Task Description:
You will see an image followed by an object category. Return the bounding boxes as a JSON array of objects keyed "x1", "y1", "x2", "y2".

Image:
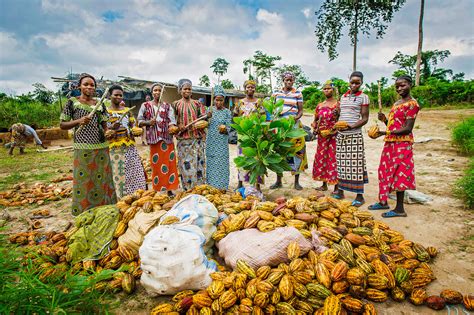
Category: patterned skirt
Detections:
[
  {"x1": 378, "y1": 142, "x2": 416, "y2": 202},
  {"x1": 312, "y1": 134, "x2": 337, "y2": 185},
  {"x1": 206, "y1": 138, "x2": 230, "y2": 190},
  {"x1": 110, "y1": 145, "x2": 147, "y2": 198},
  {"x1": 150, "y1": 141, "x2": 179, "y2": 192},
  {"x1": 72, "y1": 148, "x2": 117, "y2": 216},
  {"x1": 288, "y1": 122, "x2": 308, "y2": 175},
  {"x1": 177, "y1": 138, "x2": 206, "y2": 191},
  {"x1": 336, "y1": 133, "x2": 368, "y2": 194}
]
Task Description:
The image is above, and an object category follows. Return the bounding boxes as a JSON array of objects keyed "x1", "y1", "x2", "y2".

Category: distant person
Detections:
[
  {"x1": 59, "y1": 73, "x2": 116, "y2": 216},
  {"x1": 368, "y1": 75, "x2": 420, "y2": 218},
  {"x1": 172, "y1": 79, "x2": 210, "y2": 191},
  {"x1": 206, "y1": 85, "x2": 232, "y2": 190},
  {"x1": 312, "y1": 80, "x2": 339, "y2": 192},
  {"x1": 270, "y1": 72, "x2": 307, "y2": 190},
  {"x1": 8, "y1": 123, "x2": 47, "y2": 155},
  {"x1": 333, "y1": 71, "x2": 369, "y2": 207},
  {"x1": 106, "y1": 85, "x2": 147, "y2": 198},
  {"x1": 138, "y1": 83, "x2": 179, "y2": 195},
  {"x1": 141, "y1": 94, "x2": 151, "y2": 145}
]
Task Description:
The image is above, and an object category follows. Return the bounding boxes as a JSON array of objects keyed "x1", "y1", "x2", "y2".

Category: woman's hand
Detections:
[
  {"x1": 79, "y1": 115, "x2": 91, "y2": 125},
  {"x1": 149, "y1": 119, "x2": 157, "y2": 126},
  {"x1": 378, "y1": 112, "x2": 387, "y2": 123},
  {"x1": 112, "y1": 122, "x2": 121, "y2": 129}
]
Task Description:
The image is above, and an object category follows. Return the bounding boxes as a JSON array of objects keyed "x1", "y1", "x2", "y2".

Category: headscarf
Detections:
[
  {"x1": 350, "y1": 71, "x2": 364, "y2": 81},
  {"x1": 243, "y1": 79, "x2": 256, "y2": 88},
  {"x1": 177, "y1": 78, "x2": 192, "y2": 91},
  {"x1": 11, "y1": 123, "x2": 25, "y2": 134},
  {"x1": 150, "y1": 83, "x2": 163, "y2": 93},
  {"x1": 213, "y1": 85, "x2": 226, "y2": 98},
  {"x1": 281, "y1": 71, "x2": 295, "y2": 81},
  {"x1": 322, "y1": 80, "x2": 334, "y2": 89},
  {"x1": 396, "y1": 75, "x2": 413, "y2": 85}
]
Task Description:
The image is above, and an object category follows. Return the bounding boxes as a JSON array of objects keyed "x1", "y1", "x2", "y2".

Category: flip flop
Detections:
[
  {"x1": 368, "y1": 202, "x2": 390, "y2": 210},
  {"x1": 314, "y1": 186, "x2": 328, "y2": 192},
  {"x1": 351, "y1": 200, "x2": 365, "y2": 207},
  {"x1": 331, "y1": 193, "x2": 343, "y2": 200},
  {"x1": 382, "y1": 210, "x2": 407, "y2": 218}
]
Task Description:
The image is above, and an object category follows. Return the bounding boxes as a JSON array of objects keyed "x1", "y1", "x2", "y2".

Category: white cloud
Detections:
[{"x1": 0, "y1": 0, "x2": 473, "y2": 95}]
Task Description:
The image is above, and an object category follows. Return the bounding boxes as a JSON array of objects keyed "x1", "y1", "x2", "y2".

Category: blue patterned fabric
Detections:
[{"x1": 205, "y1": 106, "x2": 232, "y2": 189}]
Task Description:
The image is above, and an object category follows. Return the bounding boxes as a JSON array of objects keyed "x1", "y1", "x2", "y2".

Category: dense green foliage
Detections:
[
  {"x1": 314, "y1": 0, "x2": 405, "y2": 62},
  {"x1": 232, "y1": 97, "x2": 306, "y2": 184},
  {"x1": 302, "y1": 78, "x2": 349, "y2": 110},
  {"x1": 0, "y1": 93, "x2": 64, "y2": 130},
  {"x1": 451, "y1": 116, "x2": 474, "y2": 156},
  {"x1": 452, "y1": 117, "x2": 474, "y2": 209},
  {"x1": 454, "y1": 158, "x2": 474, "y2": 210}
]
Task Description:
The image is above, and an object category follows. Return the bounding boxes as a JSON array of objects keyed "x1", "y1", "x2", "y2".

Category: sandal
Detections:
[
  {"x1": 331, "y1": 193, "x2": 343, "y2": 200},
  {"x1": 315, "y1": 186, "x2": 328, "y2": 192},
  {"x1": 382, "y1": 210, "x2": 407, "y2": 218},
  {"x1": 368, "y1": 202, "x2": 390, "y2": 210},
  {"x1": 351, "y1": 200, "x2": 365, "y2": 207}
]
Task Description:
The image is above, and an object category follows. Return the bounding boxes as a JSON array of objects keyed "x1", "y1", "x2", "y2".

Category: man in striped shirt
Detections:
[{"x1": 270, "y1": 72, "x2": 308, "y2": 190}]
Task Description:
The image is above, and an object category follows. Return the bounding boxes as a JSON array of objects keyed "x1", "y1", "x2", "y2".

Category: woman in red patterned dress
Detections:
[
  {"x1": 312, "y1": 80, "x2": 339, "y2": 192},
  {"x1": 368, "y1": 75, "x2": 420, "y2": 218}
]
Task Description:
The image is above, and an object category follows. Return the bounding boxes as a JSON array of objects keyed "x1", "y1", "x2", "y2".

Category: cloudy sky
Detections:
[{"x1": 0, "y1": 0, "x2": 472, "y2": 94}]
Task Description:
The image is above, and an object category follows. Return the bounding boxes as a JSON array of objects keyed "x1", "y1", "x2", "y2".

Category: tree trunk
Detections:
[
  {"x1": 268, "y1": 69, "x2": 273, "y2": 91},
  {"x1": 415, "y1": 0, "x2": 425, "y2": 86},
  {"x1": 353, "y1": 3, "x2": 358, "y2": 72}
]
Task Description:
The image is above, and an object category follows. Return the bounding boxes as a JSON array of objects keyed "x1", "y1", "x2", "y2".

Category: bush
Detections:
[
  {"x1": 0, "y1": 95, "x2": 63, "y2": 130},
  {"x1": 451, "y1": 116, "x2": 474, "y2": 155},
  {"x1": 454, "y1": 158, "x2": 474, "y2": 210}
]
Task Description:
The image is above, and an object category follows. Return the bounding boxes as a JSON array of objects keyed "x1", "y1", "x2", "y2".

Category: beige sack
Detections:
[{"x1": 118, "y1": 210, "x2": 166, "y2": 251}]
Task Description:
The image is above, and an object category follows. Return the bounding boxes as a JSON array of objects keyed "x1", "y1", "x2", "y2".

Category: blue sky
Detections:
[{"x1": 0, "y1": 0, "x2": 472, "y2": 94}]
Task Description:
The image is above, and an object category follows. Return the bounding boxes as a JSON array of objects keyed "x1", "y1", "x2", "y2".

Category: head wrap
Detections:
[
  {"x1": 213, "y1": 84, "x2": 226, "y2": 98},
  {"x1": 177, "y1": 78, "x2": 192, "y2": 91},
  {"x1": 281, "y1": 71, "x2": 295, "y2": 80},
  {"x1": 350, "y1": 71, "x2": 364, "y2": 81},
  {"x1": 150, "y1": 83, "x2": 163, "y2": 93},
  {"x1": 322, "y1": 80, "x2": 334, "y2": 89},
  {"x1": 243, "y1": 79, "x2": 256, "y2": 88},
  {"x1": 396, "y1": 75, "x2": 413, "y2": 85},
  {"x1": 11, "y1": 123, "x2": 25, "y2": 135}
]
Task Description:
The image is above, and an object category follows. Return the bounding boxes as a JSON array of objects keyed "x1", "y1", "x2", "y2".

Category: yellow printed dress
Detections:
[{"x1": 107, "y1": 107, "x2": 147, "y2": 198}]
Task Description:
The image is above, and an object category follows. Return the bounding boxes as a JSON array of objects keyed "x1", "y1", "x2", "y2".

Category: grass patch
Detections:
[
  {"x1": 0, "y1": 148, "x2": 72, "y2": 190},
  {"x1": 454, "y1": 157, "x2": 474, "y2": 210},
  {"x1": 451, "y1": 116, "x2": 474, "y2": 155},
  {"x1": 0, "y1": 233, "x2": 116, "y2": 314}
]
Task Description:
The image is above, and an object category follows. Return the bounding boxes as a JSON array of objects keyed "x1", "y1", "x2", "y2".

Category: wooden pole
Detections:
[
  {"x1": 415, "y1": 0, "x2": 425, "y2": 86},
  {"x1": 377, "y1": 80, "x2": 382, "y2": 112}
]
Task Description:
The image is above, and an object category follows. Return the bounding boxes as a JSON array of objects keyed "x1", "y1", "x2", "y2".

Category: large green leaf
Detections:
[
  {"x1": 242, "y1": 147, "x2": 257, "y2": 157},
  {"x1": 265, "y1": 154, "x2": 283, "y2": 164},
  {"x1": 234, "y1": 156, "x2": 247, "y2": 167},
  {"x1": 259, "y1": 140, "x2": 269, "y2": 151},
  {"x1": 231, "y1": 123, "x2": 244, "y2": 133},
  {"x1": 278, "y1": 141, "x2": 293, "y2": 148},
  {"x1": 240, "y1": 119, "x2": 254, "y2": 132},
  {"x1": 286, "y1": 129, "x2": 307, "y2": 138},
  {"x1": 233, "y1": 117, "x2": 242, "y2": 124}
]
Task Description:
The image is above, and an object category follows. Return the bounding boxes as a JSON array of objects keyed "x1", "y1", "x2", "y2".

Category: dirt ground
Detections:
[{"x1": 1, "y1": 108, "x2": 473, "y2": 314}]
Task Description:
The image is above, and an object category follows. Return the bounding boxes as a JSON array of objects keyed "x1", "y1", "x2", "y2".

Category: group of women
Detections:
[{"x1": 60, "y1": 71, "x2": 419, "y2": 219}]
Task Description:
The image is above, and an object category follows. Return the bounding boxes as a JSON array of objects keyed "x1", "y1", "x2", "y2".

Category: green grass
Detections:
[
  {"x1": 0, "y1": 233, "x2": 117, "y2": 314},
  {"x1": 451, "y1": 116, "x2": 474, "y2": 156},
  {"x1": 0, "y1": 148, "x2": 72, "y2": 190},
  {"x1": 454, "y1": 157, "x2": 474, "y2": 210}
]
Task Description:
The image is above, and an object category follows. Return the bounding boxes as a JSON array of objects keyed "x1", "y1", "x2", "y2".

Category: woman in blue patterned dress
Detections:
[{"x1": 206, "y1": 85, "x2": 232, "y2": 190}]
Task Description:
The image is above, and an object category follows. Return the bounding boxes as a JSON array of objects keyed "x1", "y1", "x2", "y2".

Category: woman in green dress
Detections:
[
  {"x1": 60, "y1": 73, "x2": 117, "y2": 216},
  {"x1": 206, "y1": 85, "x2": 232, "y2": 190}
]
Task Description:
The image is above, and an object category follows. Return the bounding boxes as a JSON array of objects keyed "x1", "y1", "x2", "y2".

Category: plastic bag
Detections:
[
  {"x1": 139, "y1": 220, "x2": 217, "y2": 296},
  {"x1": 160, "y1": 194, "x2": 218, "y2": 252},
  {"x1": 217, "y1": 227, "x2": 312, "y2": 269}
]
